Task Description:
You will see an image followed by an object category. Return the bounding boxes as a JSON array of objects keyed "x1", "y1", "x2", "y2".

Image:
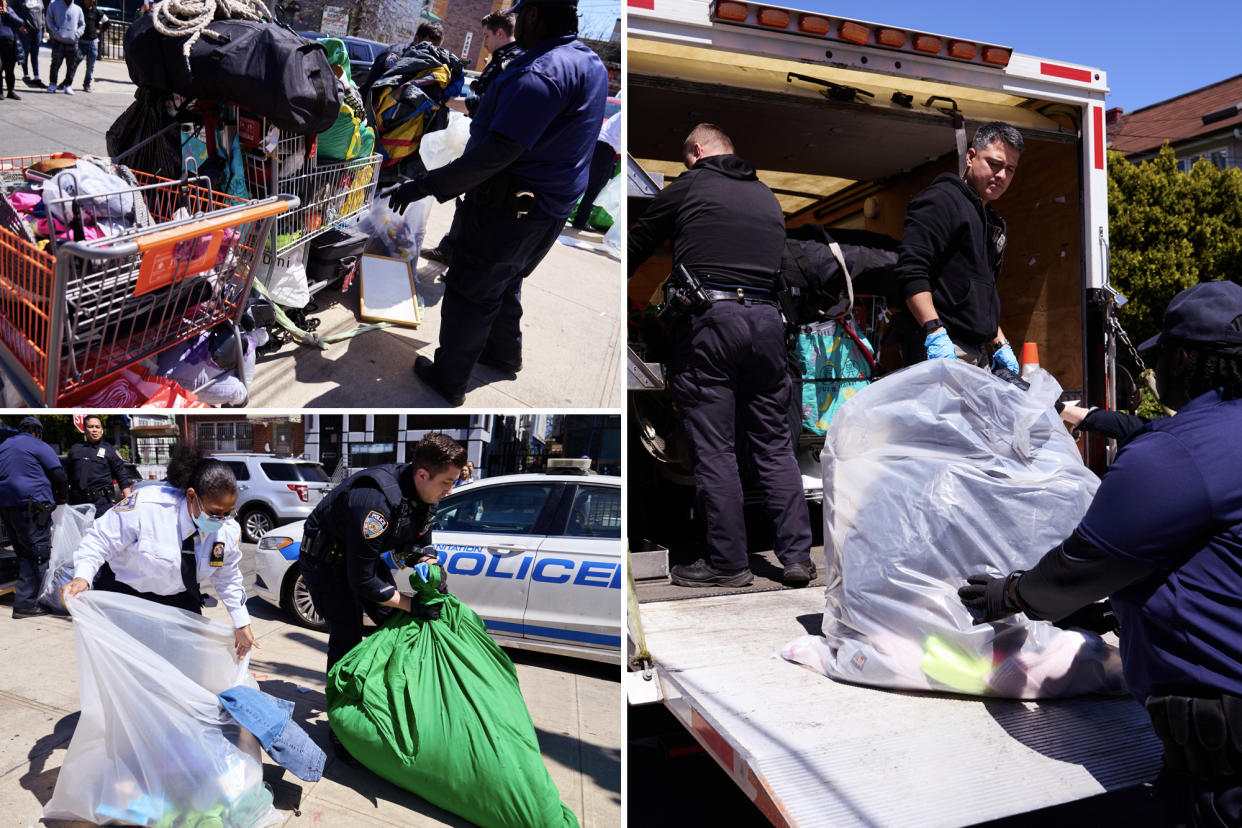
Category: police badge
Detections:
[
  {"x1": 362, "y1": 510, "x2": 389, "y2": 539},
  {"x1": 210, "y1": 542, "x2": 225, "y2": 567}
]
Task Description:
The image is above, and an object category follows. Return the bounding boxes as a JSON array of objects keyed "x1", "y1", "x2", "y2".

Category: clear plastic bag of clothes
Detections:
[
  {"x1": 36, "y1": 504, "x2": 95, "y2": 612},
  {"x1": 43, "y1": 592, "x2": 279, "y2": 828},
  {"x1": 781, "y1": 359, "x2": 1126, "y2": 699}
]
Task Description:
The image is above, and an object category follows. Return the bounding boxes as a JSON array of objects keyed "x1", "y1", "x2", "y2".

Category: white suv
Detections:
[{"x1": 209, "y1": 454, "x2": 331, "y2": 543}]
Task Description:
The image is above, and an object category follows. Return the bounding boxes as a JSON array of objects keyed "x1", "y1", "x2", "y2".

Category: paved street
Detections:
[
  {"x1": 0, "y1": 58, "x2": 623, "y2": 408},
  {"x1": 0, "y1": 542, "x2": 622, "y2": 827}
]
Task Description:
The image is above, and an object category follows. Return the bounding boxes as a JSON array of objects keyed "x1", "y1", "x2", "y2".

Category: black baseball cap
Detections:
[
  {"x1": 501, "y1": 0, "x2": 577, "y2": 15},
  {"x1": 1138, "y1": 280, "x2": 1242, "y2": 352},
  {"x1": 19, "y1": 416, "x2": 43, "y2": 431}
]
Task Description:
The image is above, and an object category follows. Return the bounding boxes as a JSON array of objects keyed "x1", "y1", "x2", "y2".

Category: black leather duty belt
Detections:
[{"x1": 702, "y1": 288, "x2": 779, "y2": 306}]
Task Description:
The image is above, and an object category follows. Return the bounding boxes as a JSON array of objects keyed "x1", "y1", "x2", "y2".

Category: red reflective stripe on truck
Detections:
[
  {"x1": 691, "y1": 707, "x2": 736, "y2": 770},
  {"x1": 1093, "y1": 106, "x2": 1105, "y2": 170},
  {"x1": 628, "y1": 0, "x2": 655, "y2": 7},
  {"x1": 1040, "y1": 62, "x2": 1092, "y2": 83}
]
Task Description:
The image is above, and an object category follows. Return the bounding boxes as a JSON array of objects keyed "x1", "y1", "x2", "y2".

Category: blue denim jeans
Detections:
[{"x1": 76, "y1": 38, "x2": 97, "y2": 87}]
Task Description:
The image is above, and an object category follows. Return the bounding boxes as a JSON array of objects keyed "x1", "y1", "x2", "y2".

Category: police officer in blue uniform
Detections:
[
  {"x1": 65, "y1": 414, "x2": 133, "y2": 517},
  {"x1": 628, "y1": 124, "x2": 816, "y2": 588},
  {"x1": 957, "y1": 280, "x2": 1242, "y2": 827},
  {"x1": 381, "y1": 0, "x2": 608, "y2": 406},
  {"x1": 0, "y1": 416, "x2": 68, "y2": 618}
]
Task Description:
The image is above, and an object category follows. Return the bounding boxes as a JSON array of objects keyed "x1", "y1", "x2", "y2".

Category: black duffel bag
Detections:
[{"x1": 124, "y1": 15, "x2": 341, "y2": 135}]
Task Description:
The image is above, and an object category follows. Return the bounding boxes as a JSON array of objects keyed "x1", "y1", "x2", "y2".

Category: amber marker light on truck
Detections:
[
  {"x1": 707, "y1": 0, "x2": 1014, "y2": 68},
  {"x1": 798, "y1": 13, "x2": 830, "y2": 35}
]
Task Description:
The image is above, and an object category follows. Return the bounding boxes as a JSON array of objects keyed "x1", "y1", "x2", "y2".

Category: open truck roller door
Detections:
[{"x1": 627, "y1": 1, "x2": 1161, "y2": 825}]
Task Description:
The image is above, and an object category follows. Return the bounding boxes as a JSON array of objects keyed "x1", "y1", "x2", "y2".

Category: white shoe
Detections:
[
  {"x1": 45, "y1": 84, "x2": 57, "y2": 93},
  {"x1": 63, "y1": 86, "x2": 74, "y2": 95}
]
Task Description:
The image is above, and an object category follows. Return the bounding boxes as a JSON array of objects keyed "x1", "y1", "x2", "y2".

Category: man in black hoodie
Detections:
[
  {"x1": 895, "y1": 121, "x2": 1023, "y2": 374},
  {"x1": 628, "y1": 123, "x2": 815, "y2": 589}
]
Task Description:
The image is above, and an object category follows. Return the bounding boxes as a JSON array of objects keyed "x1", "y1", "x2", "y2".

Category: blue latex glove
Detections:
[
  {"x1": 924, "y1": 327, "x2": 957, "y2": 360},
  {"x1": 992, "y1": 343, "x2": 1019, "y2": 374},
  {"x1": 413, "y1": 561, "x2": 431, "y2": 583}
]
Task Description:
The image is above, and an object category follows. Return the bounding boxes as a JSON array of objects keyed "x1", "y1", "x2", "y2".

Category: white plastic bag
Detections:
[
  {"x1": 356, "y1": 196, "x2": 431, "y2": 262},
  {"x1": 37, "y1": 504, "x2": 95, "y2": 612},
  {"x1": 592, "y1": 171, "x2": 623, "y2": 223},
  {"x1": 419, "y1": 111, "x2": 471, "y2": 171},
  {"x1": 259, "y1": 245, "x2": 310, "y2": 308},
  {"x1": 781, "y1": 360, "x2": 1126, "y2": 699},
  {"x1": 44, "y1": 591, "x2": 279, "y2": 828}
]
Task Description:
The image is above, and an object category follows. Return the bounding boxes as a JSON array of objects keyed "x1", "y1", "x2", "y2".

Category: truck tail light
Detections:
[
  {"x1": 876, "y1": 27, "x2": 906, "y2": 48},
  {"x1": 982, "y1": 46, "x2": 1012, "y2": 65},
  {"x1": 912, "y1": 34, "x2": 942, "y2": 53},
  {"x1": 288, "y1": 484, "x2": 309, "y2": 502},
  {"x1": 949, "y1": 40, "x2": 977, "y2": 60}
]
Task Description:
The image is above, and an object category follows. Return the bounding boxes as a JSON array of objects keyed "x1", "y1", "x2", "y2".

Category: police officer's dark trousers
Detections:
[
  {"x1": 666, "y1": 300, "x2": 813, "y2": 572},
  {"x1": 432, "y1": 197, "x2": 565, "y2": 396},
  {"x1": 298, "y1": 552, "x2": 396, "y2": 672},
  {"x1": 0, "y1": 504, "x2": 52, "y2": 612}
]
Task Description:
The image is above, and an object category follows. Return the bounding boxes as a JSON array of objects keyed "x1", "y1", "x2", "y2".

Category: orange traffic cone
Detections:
[{"x1": 1020, "y1": 342, "x2": 1040, "y2": 379}]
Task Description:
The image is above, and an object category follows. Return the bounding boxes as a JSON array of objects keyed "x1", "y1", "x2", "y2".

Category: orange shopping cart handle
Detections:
[{"x1": 52, "y1": 194, "x2": 298, "y2": 261}]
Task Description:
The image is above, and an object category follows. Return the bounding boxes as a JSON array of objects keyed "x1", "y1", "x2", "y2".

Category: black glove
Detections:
[
  {"x1": 436, "y1": 563, "x2": 449, "y2": 595},
  {"x1": 957, "y1": 572, "x2": 1022, "y2": 622},
  {"x1": 990, "y1": 364, "x2": 1031, "y2": 390},
  {"x1": 379, "y1": 177, "x2": 433, "y2": 214},
  {"x1": 408, "y1": 598, "x2": 441, "y2": 621},
  {"x1": 1052, "y1": 600, "x2": 1120, "y2": 635}
]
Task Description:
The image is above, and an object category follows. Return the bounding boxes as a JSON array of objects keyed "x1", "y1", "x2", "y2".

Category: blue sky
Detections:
[
  {"x1": 767, "y1": 0, "x2": 1242, "y2": 113},
  {"x1": 580, "y1": 0, "x2": 621, "y2": 40}
]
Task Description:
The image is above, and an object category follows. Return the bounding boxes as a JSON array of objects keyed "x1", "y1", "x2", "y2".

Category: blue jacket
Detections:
[
  {"x1": 218, "y1": 685, "x2": 325, "y2": 781},
  {"x1": 0, "y1": 432, "x2": 69, "y2": 507}
]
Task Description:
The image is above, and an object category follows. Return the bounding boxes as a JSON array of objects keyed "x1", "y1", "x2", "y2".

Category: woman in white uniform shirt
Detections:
[{"x1": 62, "y1": 448, "x2": 259, "y2": 658}]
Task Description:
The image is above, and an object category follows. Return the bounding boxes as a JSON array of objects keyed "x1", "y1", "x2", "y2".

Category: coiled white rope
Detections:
[{"x1": 150, "y1": 0, "x2": 273, "y2": 68}]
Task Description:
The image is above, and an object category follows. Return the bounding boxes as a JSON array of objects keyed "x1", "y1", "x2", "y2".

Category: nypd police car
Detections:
[{"x1": 252, "y1": 472, "x2": 622, "y2": 663}]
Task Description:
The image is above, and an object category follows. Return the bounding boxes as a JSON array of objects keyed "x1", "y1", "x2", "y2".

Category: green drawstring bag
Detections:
[{"x1": 326, "y1": 564, "x2": 578, "y2": 828}]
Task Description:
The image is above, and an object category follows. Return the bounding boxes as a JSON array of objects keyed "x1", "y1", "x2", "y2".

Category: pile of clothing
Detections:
[{"x1": 2, "y1": 154, "x2": 147, "y2": 248}]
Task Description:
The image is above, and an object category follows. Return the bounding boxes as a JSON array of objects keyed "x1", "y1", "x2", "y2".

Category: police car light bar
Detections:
[{"x1": 711, "y1": 1, "x2": 1013, "y2": 68}]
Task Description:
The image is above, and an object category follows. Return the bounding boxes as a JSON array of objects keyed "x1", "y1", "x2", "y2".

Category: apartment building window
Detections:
[{"x1": 196, "y1": 421, "x2": 253, "y2": 453}]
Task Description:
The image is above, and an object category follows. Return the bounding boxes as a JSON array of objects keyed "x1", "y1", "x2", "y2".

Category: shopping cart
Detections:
[{"x1": 0, "y1": 154, "x2": 296, "y2": 406}]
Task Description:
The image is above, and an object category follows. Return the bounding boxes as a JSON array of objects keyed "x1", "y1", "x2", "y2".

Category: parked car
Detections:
[
  {"x1": 209, "y1": 453, "x2": 331, "y2": 543},
  {"x1": 337, "y1": 36, "x2": 388, "y2": 86},
  {"x1": 253, "y1": 473, "x2": 622, "y2": 663}
]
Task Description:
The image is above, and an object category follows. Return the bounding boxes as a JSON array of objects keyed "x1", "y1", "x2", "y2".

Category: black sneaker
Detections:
[
  {"x1": 782, "y1": 559, "x2": 817, "y2": 586},
  {"x1": 12, "y1": 605, "x2": 51, "y2": 619},
  {"x1": 6, "y1": 91, "x2": 19, "y2": 100},
  {"x1": 669, "y1": 559, "x2": 753, "y2": 588},
  {"x1": 413, "y1": 355, "x2": 465, "y2": 407},
  {"x1": 421, "y1": 245, "x2": 449, "y2": 263}
]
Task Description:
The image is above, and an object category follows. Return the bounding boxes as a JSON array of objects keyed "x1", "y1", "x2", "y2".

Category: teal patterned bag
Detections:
[{"x1": 797, "y1": 320, "x2": 873, "y2": 435}]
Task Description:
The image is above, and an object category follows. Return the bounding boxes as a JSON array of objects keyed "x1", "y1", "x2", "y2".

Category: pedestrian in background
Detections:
[
  {"x1": 67, "y1": 0, "x2": 104, "y2": 92},
  {"x1": 18, "y1": 0, "x2": 42, "y2": 87},
  {"x1": 63, "y1": 445, "x2": 259, "y2": 658},
  {"x1": 64, "y1": 414, "x2": 132, "y2": 517},
  {"x1": 0, "y1": 0, "x2": 28, "y2": 100},
  {"x1": 0, "y1": 417, "x2": 69, "y2": 618},
  {"x1": 44, "y1": 0, "x2": 82, "y2": 94},
  {"x1": 571, "y1": 108, "x2": 621, "y2": 231}
]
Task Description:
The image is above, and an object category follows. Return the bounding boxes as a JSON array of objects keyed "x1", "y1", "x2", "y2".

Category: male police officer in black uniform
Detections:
[
  {"x1": 298, "y1": 432, "x2": 465, "y2": 669},
  {"x1": 628, "y1": 124, "x2": 816, "y2": 588},
  {"x1": 0, "y1": 417, "x2": 69, "y2": 618},
  {"x1": 65, "y1": 414, "x2": 133, "y2": 517}
]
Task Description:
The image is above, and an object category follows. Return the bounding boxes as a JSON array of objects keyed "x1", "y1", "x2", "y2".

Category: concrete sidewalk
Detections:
[
  {"x1": 0, "y1": 591, "x2": 621, "y2": 827},
  {"x1": 0, "y1": 58, "x2": 624, "y2": 409}
]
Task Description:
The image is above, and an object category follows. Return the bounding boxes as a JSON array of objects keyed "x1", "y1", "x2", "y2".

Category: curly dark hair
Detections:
[{"x1": 166, "y1": 444, "x2": 237, "y2": 499}]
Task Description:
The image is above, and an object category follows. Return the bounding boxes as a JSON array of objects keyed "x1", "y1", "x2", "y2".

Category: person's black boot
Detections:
[
  {"x1": 669, "y1": 559, "x2": 753, "y2": 588},
  {"x1": 413, "y1": 356, "x2": 465, "y2": 407},
  {"x1": 782, "y1": 559, "x2": 817, "y2": 586}
]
